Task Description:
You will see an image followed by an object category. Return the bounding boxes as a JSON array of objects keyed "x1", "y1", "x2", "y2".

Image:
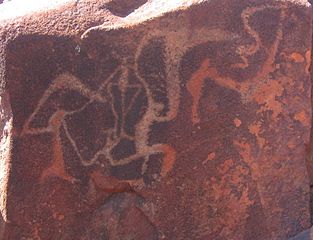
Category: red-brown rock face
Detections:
[{"x1": 0, "y1": 0, "x2": 312, "y2": 239}]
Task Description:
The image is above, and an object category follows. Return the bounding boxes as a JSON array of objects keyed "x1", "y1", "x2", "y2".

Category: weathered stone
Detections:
[
  {"x1": 307, "y1": 0, "x2": 313, "y2": 221},
  {"x1": 288, "y1": 227, "x2": 313, "y2": 240},
  {"x1": 0, "y1": 0, "x2": 312, "y2": 239}
]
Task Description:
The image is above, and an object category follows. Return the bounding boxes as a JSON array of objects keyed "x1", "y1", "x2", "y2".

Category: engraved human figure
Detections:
[
  {"x1": 21, "y1": 64, "x2": 175, "y2": 184},
  {"x1": 21, "y1": 14, "x2": 239, "y2": 184}
]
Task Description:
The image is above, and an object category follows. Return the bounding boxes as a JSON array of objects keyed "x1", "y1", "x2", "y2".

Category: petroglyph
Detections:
[
  {"x1": 2, "y1": 0, "x2": 312, "y2": 238},
  {"x1": 21, "y1": 66, "x2": 176, "y2": 184},
  {"x1": 21, "y1": 15, "x2": 238, "y2": 184},
  {"x1": 21, "y1": 3, "x2": 306, "y2": 186},
  {"x1": 186, "y1": 4, "x2": 309, "y2": 125}
]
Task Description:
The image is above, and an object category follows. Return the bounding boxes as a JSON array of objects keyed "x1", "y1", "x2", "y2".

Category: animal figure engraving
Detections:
[
  {"x1": 186, "y1": 4, "x2": 309, "y2": 126},
  {"x1": 187, "y1": 4, "x2": 287, "y2": 125},
  {"x1": 184, "y1": 4, "x2": 310, "y2": 239}
]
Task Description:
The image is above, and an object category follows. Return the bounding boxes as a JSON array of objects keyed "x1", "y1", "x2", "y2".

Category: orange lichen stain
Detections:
[
  {"x1": 90, "y1": 170, "x2": 131, "y2": 193},
  {"x1": 240, "y1": 188, "x2": 254, "y2": 206},
  {"x1": 233, "y1": 140, "x2": 260, "y2": 181},
  {"x1": 305, "y1": 50, "x2": 311, "y2": 74},
  {"x1": 209, "y1": 148, "x2": 254, "y2": 238},
  {"x1": 251, "y1": 79, "x2": 285, "y2": 121},
  {"x1": 159, "y1": 144, "x2": 176, "y2": 177},
  {"x1": 234, "y1": 118, "x2": 242, "y2": 127},
  {"x1": 232, "y1": 165, "x2": 249, "y2": 185},
  {"x1": 202, "y1": 152, "x2": 216, "y2": 165},
  {"x1": 41, "y1": 111, "x2": 75, "y2": 183},
  {"x1": 287, "y1": 141, "x2": 296, "y2": 149},
  {"x1": 294, "y1": 110, "x2": 310, "y2": 127},
  {"x1": 219, "y1": 159, "x2": 234, "y2": 175},
  {"x1": 248, "y1": 122, "x2": 266, "y2": 148},
  {"x1": 187, "y1": 58, "x2": 238, "y2": 124},
  {"x1": 289, "y1": 52, "x2": 305, "y2": 63}
]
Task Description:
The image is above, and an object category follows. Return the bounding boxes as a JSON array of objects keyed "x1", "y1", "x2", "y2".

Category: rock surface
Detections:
[
  {"x1": 289, "y1": 227, "x2": 313, "y2": 240},
  {"x1": 0, "y1": 0, "x2": 312, "y2": 239}
]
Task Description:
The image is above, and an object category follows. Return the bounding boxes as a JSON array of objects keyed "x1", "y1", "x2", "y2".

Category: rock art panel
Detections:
[{"x1": 0, "y1": 0, "x2": 312, "y2": 239}]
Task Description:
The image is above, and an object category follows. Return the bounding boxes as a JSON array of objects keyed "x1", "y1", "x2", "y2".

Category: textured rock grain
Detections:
[{"x1": 0, "y1": 0, "x2": 312, "y2": 239}]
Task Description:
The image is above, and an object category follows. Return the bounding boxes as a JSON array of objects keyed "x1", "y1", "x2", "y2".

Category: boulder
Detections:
[{"x1": 0, "y1": 0, "x2": 312, "y2": 239}]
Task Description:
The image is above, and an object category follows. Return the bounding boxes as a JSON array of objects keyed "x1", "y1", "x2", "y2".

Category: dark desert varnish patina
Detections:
[{"x1": 0, "y1": 0, "x2": 312, "y2": 239}]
